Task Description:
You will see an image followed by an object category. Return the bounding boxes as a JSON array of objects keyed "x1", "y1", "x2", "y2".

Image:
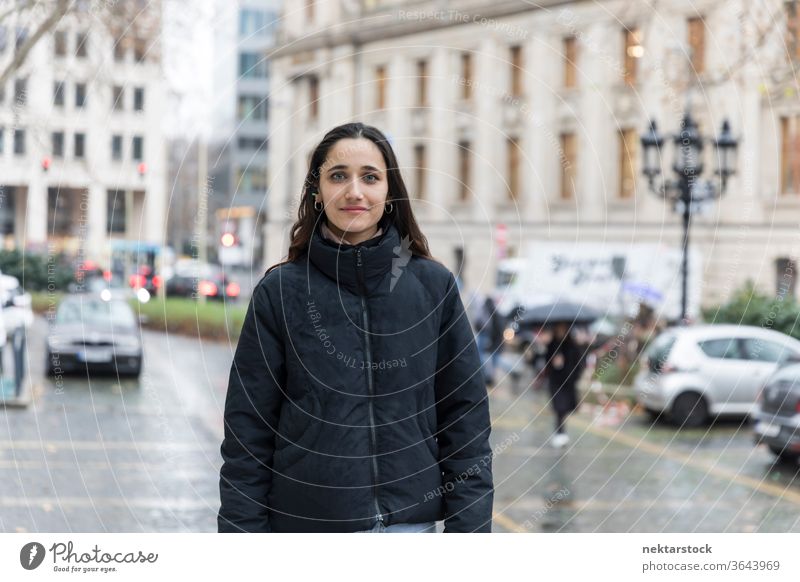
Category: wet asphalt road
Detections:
[
  {"x1": 0, "y1": 316, "x2": 230, "y2": 533},
  {"x1": 1, "y1": 317, "x2": 799, "y2": 532}
]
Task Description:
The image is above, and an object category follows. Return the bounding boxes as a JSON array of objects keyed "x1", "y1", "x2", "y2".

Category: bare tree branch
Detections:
[
  {"x1": 0, "y1": 0, "x2": 36, "y2": 26},
  {"x1": 0, "y1": 0, "x2": 74, "y2": 87}
]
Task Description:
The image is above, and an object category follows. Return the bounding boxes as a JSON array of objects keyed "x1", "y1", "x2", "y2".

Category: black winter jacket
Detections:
[{"x1": 218, "y1": 221, "x2": 494, "y2": 533}]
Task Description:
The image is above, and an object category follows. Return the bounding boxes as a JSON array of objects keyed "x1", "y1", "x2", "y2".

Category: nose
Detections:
[{"x1": 344, "y1": 177, "x2": 364, "y2": 200}]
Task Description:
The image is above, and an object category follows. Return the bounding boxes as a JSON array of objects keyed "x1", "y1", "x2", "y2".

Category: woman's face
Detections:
[
  {"x1": 318, "y1": 137, "x2": 389, "y2": 244},
  {"x1": 553, "y1": 323, "x2": 569, "y2": 339}
]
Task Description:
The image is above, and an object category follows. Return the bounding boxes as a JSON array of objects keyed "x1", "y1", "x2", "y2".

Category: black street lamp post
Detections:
[{"x1": 641, "y1": 112, "x2": 738, "y2": 323}]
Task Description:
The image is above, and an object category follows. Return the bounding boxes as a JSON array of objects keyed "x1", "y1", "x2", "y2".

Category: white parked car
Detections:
[
  {"x1": 1, "y1": 274, "x2": 34, "y2": 332},
  {"x1": 634, "y1": 325, "x2": 800, "y2": 427}
]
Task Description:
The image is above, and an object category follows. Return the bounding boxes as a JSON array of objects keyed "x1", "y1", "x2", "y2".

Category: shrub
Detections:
[
  {"x1": 702, "y1": 280, "x2": 800, "y2": 340},
  {"x1": 0, "y1": 250, "x2": 75, "y2": 292}
]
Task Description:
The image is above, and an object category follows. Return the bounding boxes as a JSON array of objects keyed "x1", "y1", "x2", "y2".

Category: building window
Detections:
[
  {"x1": 461, "y1": 53, "x2": 472, "y2": 100},
  {"x1": 53, "y1": 81, "x2": 65, "y2": 106},
  {"x1": 0, "y1": 128, "x2": 4, "y2": 154},
  {"x1": 106, "y1": 190, "x2": 126, "y2": 234},
  {"x1": 133, "y1": 37, "x2": 146, "y2": 62},
  {"x1": 510, "y1": 45, "x2": 523, "y2": 97},
  {"x1": 417, "y1": 59, "x2": 428, "y2": 107},
  {"x1": 13, "y1": 129, "x2": 25, "y2": 155},
  {"x1": 781, "y1": 115, "x2": 800, "y2": 194},
  {"x1": 75, "y1": 82, "x2": 87, "y2": 108},
  {"x1": 75, "y1": 32, "x2": 88, "y2": 57},
  {"x1": 239, "y1": 52, "x2": 267, "y2": 78},
  {"x1": 132, "y1": 136, "x2": 143, "y2": 161},
  {"x1": 688, "y1": 16, "x2": 705, "y2": 75},
  {"x1": 111, "y1": 135, "x2": 123, "y2": 161},
  {"x1": 458, "y1": 140, "x2": 471, "y2": 202},
  {"x1": 114, "y1": 36, "x2": 125, "y2": 62},
  {"x1": 14, "y1": 78, "x2": 26, "y2": 106},
  {"x1": 52, "y1": 131, "x2": 64, "y2": 158},
  {"x1": 508, "y1": 137, "x2": 521, "y2": 201},
  {"x1": 237, "y1": 95, "x2": 267, "y2": 121},
  {"x1": 237, "y1": 167, "x2": 268, "y2": 193},
  {"x1": 777, "y1": 257, "x2": 797, "y2": 298},
  {"x1": 54, "y1": 30, "x2": 67, "y2": 56},
  {"x1": 238, "y1": 136, "x2": 267, "y2": 150},
  {"x1": 375, "y1": 65, "x2": 386, "y2": 109},
  {"x1": 309, "y1": 75, "x2": 319, "y2": 120},
  {"x1": 414, "y1": 144, "x2": 426, "y2": 199},
  {"x1": 564, "y1": 36, "x2": 577, "y2": 88},
  {"x1": 0, "y1": 183, "x2": 13, "y2": 234},
  {"x1": 112, "y1": 85, "x2": 123, "y2": 110},
  {"x1": 619, "y1": 128, "x2": 637, "y2": 199},
  {"x1": 74, "y1": 133, "x2": 85, "y2": 158},
  {"x1": 133, "y1": 87, "x2": 144, "y2": 111},
  {"x1": 15, "y1": 27, "x2": 27, "y2": 54},
  {"x1": 559, "y1": 132, "x2": 577, "y2": 200},
  {"x1": 788, "y1": 1, "x2": 800, "y2": 59},
  {"x1": 48, "y1": 188, "x2": 75, "y2": 236},
  {"x1": 623, "y1": 28, "x2": 643, "y2": 85},
  {"x1": 240, "y1": 9, "x2": 269, "y2": 36}
]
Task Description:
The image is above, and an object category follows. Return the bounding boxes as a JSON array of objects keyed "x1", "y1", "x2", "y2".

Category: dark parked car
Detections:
[
  {"x1": 752, "y1": 362, "x2": 800, "y2": 463},
  {"x1": 46, "y1": 295, "x2": 142, "y2": 377},
  {"x1": 164, "y1": 259, "x2": 240, "y2": 301}
]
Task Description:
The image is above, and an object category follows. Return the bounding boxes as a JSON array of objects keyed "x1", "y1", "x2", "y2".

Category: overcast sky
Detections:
[{"x1": 161, "y1": 0, "x2": 236, "y2": 141}]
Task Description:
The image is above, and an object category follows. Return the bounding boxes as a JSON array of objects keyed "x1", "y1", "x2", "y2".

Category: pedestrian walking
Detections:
[
  {"x1": 218, "y1": 122, "x2": 494, "y2": 533},
  {"x1": 477, "y1": 296, "x2": 505, "y2": 385},
  {"x1": 543, "y1": 322, "x2": 586, "y2": 448}
]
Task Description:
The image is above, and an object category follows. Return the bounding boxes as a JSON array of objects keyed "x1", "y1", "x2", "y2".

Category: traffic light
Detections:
[{"x1": 220, "y1": 232, "x2": 237, "y2": 247}]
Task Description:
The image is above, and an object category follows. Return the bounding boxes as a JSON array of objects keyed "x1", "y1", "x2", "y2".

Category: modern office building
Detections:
[{"x1": 209, "y1": 0, "x2": 280, "y2": 268}]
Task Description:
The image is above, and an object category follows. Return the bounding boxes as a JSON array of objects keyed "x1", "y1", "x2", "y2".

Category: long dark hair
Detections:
[{"x1": 266, "y1": 122, "x2": 433, "y2": 274}]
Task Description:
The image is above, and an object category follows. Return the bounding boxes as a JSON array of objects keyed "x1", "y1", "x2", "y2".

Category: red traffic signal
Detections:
[{"x1": 220, "y1": 232, "x2": 237, "y2": 247}]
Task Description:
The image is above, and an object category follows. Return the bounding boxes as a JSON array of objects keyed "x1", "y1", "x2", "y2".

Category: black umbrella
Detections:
[{"x1": 515, "y1": 302, "x2": 601, "y2": 327}]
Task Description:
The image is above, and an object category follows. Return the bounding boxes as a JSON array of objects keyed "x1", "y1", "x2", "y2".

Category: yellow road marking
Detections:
[
  {"x1": 489, "y1": 396, "x2": 800, "y2": 533},
  {"x1": 573, "y1": 418, "x2": 800, "y2": 506},
  {"x1": 496, "y1": 411, "x2": 800, "y2": 506},
  {"x1": 492, "y1": 510, "x2": 527, "y2": 533}
]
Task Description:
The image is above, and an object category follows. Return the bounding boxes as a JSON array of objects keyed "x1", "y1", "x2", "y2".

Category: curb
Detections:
[{"x1": 579, "y1": 381, "x2": 637, "y2": 406}]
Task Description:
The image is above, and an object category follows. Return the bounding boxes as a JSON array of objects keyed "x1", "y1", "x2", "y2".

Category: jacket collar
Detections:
[{"x1": 307, "y1": 219, "x2": 400, "y2": 296}]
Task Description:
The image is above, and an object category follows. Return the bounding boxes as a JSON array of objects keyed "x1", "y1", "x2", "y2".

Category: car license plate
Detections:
[
  {"x1": 755, "y1": 421, "x2": 780, "y2": 438},
  {"x1": 77, "y1": 349, "x2": 112, "y2": 363}
]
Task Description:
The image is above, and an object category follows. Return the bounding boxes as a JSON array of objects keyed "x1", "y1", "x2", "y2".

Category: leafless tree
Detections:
[{"x1": 0, "y1": 0, "x2": 161, "y2": 86}]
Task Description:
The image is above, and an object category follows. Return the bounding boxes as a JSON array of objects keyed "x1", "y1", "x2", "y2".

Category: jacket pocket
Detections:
[
  {"x1": 415, "y1": 385, "x2": 439, "y2": 462},
  {"x1": 273, "y1": 389, "x2": 323, "y2": 471}
]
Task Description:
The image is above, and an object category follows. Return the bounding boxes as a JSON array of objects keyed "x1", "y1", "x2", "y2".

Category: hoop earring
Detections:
[
  {"x1": 385, "y1": 201, "x2": 394, "y2": 214},
  {"x1": 310, "y1": 192, "x2": 323, "y2": 212}
]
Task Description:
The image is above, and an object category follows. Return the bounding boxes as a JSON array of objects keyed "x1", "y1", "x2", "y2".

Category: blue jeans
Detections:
[
  {"x1": 355, "y1": 521, "x2": 436, "y2": 533},
  {"x1": 477, "y1": 333, "x2": 500, "y2": 383}
]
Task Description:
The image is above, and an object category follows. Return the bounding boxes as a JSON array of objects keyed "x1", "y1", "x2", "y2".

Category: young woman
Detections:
[
  {"x1": 544, "y1": 323, "x2": 585, "y2": 448},
  {"x1": 218, "y1": 122, "x2": 494, "y2": 533}
]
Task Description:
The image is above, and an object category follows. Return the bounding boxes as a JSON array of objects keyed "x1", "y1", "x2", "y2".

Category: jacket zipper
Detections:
[{"x1": 356, "y1": 248, "x2": 384, "y2": 525}]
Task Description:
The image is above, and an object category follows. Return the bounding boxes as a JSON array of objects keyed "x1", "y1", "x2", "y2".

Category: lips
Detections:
[{"x1": 341, "y1": 207, "x2": 367, "y2": 212}]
